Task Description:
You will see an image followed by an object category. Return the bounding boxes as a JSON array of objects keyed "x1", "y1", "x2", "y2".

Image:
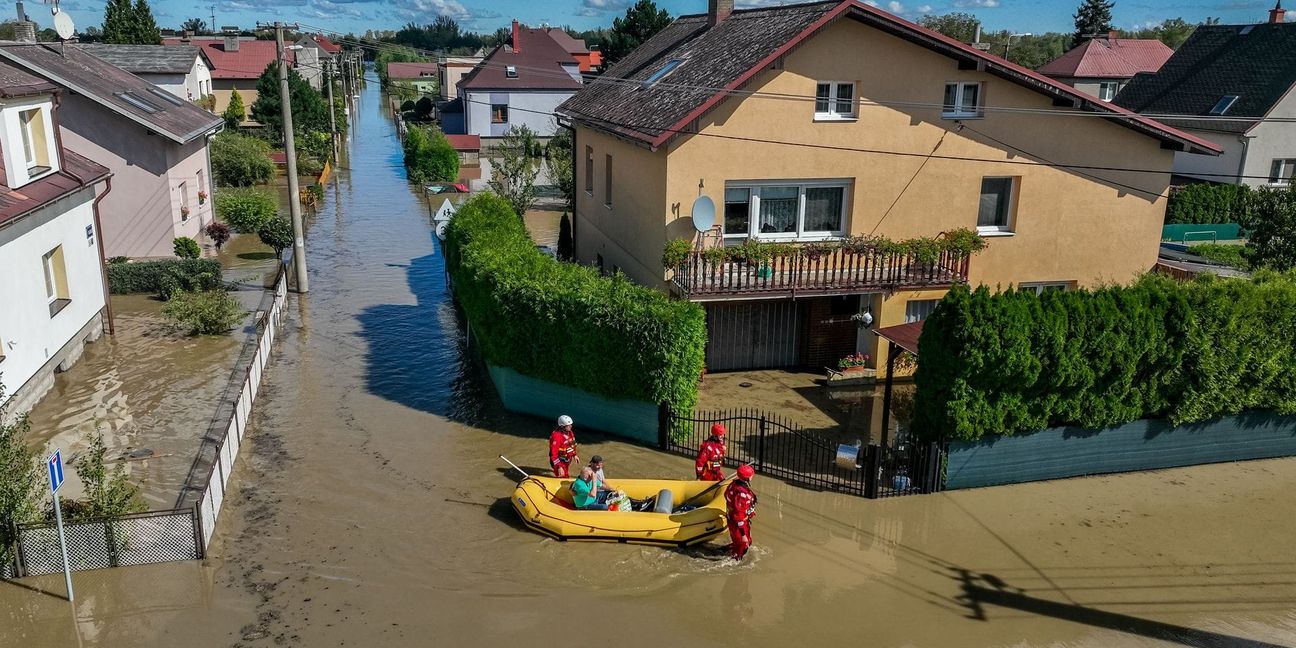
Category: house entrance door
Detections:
[{"x1": 704, "y1": 300, "x2": 802, "y2": 371}]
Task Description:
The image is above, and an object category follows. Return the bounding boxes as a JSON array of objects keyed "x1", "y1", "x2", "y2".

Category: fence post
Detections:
[
  {"x1": 657, "y1": 403, "x2": 670, "y2": 450},
  {"x1": 864, "y1": 444, "x2": 881, "y2": 498},
  {"x1": 192, "y1": 502, "x2": 205, "y2": 559},
  {"x1": 7, "y1": 519, "x2": 23, "y2": 578},
  {"x1": 757, "y1": 416, "x2": 767, "y2": 472}
]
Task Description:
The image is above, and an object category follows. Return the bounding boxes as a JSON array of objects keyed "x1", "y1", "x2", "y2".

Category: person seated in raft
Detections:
[{"x1": 572, "y1": 467, "x2": 611, "y2": 510}]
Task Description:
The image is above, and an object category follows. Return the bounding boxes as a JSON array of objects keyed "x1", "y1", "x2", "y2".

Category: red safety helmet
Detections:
[
  {"x1": 710, "y1": 423, "x2": 727, "y2": 438},
  {"x1": 737, "y1": 464, "x2": 755, "y2": 480}
]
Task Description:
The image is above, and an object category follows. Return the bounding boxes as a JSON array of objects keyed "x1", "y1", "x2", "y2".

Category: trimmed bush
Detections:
[
  {"x1": 162, "y1": 289, "x2": 244, "y2": 335},
  {"x1": 106, "y1": 258, "x2": 222, "y2": 298},
  {"x1": 173, "y1": 236, "x2": 201, "y2": 259},
  {"x1": 403, "y1": 124, "x2": 459, "y2": 184},
  {"x1": 400, "y1": 99, "x2": 416, "y2": 112},
  {"x1": 444, "y1": 193, "x2": 707, "y2": 414},
  {"x1": 415, "y1": 96, "x2": 434, "y2": 118},
  {"x1": 914, "y1": 272, "x2": 1296, "y2": 442},
  {"x1": 215, "y1": 187, "x2": 277, "y2": 233},
  {"x1": 1189, "y1": 243, "x2": 1248, "y2": 269},
  {"x1": 205, "y1": 221, "x2": 231, "y2": 250},
  {"x1": 257, "y1": 216, "x2": 294, "y2": 258},
  {"x1": 210, "y1": 130, "x2": 275, "y2": 187},
  {"x1": 1165, "y1": 183, "x2": 1250, "y2": 225}
]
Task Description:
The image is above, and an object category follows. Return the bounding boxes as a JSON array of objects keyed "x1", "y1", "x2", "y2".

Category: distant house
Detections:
[
  {"x1": 0, "y1": 61, "x2": 112, "y2": 419},
  {"x1": 557, "y1": 0, "x2": 1218, "y2": 373},
  {"x1": 1115, "y1": 4, "x2": 1296, "y2": 186},
  {"x1": 439, "y1": 54, "x2": 483, "y2": 101},
  {"x1": 545, "y1": 29, "x2": 603, "y2": 72},
  {"x1": 456, "y1": 20, "x2": 584, "y2": 138},
  {"x1": 0, "y1": 43, "x2": 224, "y2": 258},
  {"x1": 1037, "y1": 33, "x2": 1173, "y2": 101},
  {"x1": 77, "y1": 43, "x2": 214, "y2": 102},
  {"x1": 297, "y1": 33, "x2": 342, "y2": 60},
  {"x1": 165, "y1": 31, "x2": 298, "y2": 124},
  {"x1": 387, "y1": 61, "x2": 439, "y2": 95}
]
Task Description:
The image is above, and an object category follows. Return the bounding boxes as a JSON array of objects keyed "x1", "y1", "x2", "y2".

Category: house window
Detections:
[
  {"x1": 905, "y1": 299, "x2": 938, "y2": 323},
  {"x1": 491, "y1": 104, "x2": 508, "y2": 124},
  {"x1": 1269, "y1": 159, "x2": 1296, "y2": 185},
  {"x1": 604, "y1": 154, "x2": 613, "y2": 207},
  {"x1": 19, "y1": 107, "x2": 51, "y2": 174},
  {"x1": 43, "y1": 246, "x2": 70, "y2": 317},
  {"x1": 723, "y1": 182, "x2": 848, "y2": 240},
  {"x1": 942, "y1": 82, "x2": 983, "y2": 119},
  {"x1": 814, "y1": 81, "x2": 855, "y2": 119},
  {"x1": 584, "y1": 146, "x2": 594, "y2": 193},
  {"x1": 977, "y1": 177, "x2": 1015, "y2": 233},
  {"x1": 1020, "y1": 282, "x2": 1070, "y2": 295},
  {"x1": 180, "y1": 181, "x2": 190, "y2": 220},
  {"x1": 505, "y1": 66, "x2": 518, "y2": 78},
  {"x1": 1098, "y1": 81, "x2": 1119, "y2": 101}
]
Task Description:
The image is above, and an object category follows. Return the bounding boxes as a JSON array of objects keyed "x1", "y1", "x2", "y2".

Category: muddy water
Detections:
[{"x1": 6, "y1": 81, "x2": 1296, "y2": 648}]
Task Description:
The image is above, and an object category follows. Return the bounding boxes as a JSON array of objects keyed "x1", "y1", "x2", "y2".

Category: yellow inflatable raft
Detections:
[{"x1": 511, "y1": 476, "x2": 729, "y2": 547}]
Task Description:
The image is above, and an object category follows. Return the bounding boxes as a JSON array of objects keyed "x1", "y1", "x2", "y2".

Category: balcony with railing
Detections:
[{"x1": 669, "y1": 239, "x2": 974, "y2": 300}]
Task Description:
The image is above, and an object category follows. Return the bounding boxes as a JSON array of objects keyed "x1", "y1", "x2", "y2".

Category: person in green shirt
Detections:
[{"x1": 571, "y1": 467, "x2": 609, "y2": 510}]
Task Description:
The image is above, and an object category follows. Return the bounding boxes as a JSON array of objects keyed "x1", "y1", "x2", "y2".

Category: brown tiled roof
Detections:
[
  {"x1": 458, "y1": 27, "x2": 582, "y2": 91},
  {"x1": 0, "y1": 43, "x2": 223, "y2": 145},
  {"x1": 386, "y1": 62, "x2": 438, "y2": 80},
  {"x1": 557, "y1": 0, "x2": 1220, "y2": 155},
  {"x1": 0, "y1": 148, "x2": 110, "y2": 229},
  {"x1": 873, "y1": 321, "x2": 923, "y2": 356},
  {"x1": 0, "y1": 59, "x2": 55, "y2": 97}
]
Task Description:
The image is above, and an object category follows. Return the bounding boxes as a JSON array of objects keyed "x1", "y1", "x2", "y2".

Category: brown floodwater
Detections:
[{"x1": 5, "y1": 81, "x2": 1296, "y2": 648}]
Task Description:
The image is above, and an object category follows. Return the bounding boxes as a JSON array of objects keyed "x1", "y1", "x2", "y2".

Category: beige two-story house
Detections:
[{"x1": 557, "y1": 0, "x2": 1219, "y2": 373}]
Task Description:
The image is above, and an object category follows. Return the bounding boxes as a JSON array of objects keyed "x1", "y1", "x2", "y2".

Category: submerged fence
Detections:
[
  {"x1": 660, "y1": 406, "x2": 944, "y2": 499},
  {"x1": 3, "y1": 267, "x2": 288, "y2": 579}
]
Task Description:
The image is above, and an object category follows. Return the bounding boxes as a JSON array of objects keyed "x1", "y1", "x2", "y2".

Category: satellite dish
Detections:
[
  {"x1": 53, "y1": 11, "x2": 75, "y2": 41},
  {"x1": 690, "y1": 195, "x2": 716, "y2": 232}
]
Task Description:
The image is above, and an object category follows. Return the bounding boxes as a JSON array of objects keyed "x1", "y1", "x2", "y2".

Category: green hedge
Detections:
[
  {"x1": 1165, "y1": 183, "x2": 1251, "y2": 225},
  {"x1": 444, "y1": 193, "x2": 707, "y2": 414},
  {"x1": 107, "y1": 258, "x2": 223, "y2": 299},
  {"x1": 913, "y1": 272, "x2": 1296, "y2": 441}
]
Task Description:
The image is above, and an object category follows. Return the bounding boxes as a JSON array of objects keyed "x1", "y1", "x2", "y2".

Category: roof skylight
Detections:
[
  {"x1": 1208, "y1": 95, "x2": 1239, "y2": 115},
  {"x1": 147, "y1": 87, "x2": 185, "y2": 107},
  {"x1": 642, "y1": 59, "x2": 682, "y2": 89},
  {"x1": 116, "y1": 91, "x2": 159, "y2": 114}
]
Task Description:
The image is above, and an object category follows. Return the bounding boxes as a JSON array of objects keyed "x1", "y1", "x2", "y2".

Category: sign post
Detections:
[{"x1": 48, "y1": 449, "x2": 73, "y2": 602}]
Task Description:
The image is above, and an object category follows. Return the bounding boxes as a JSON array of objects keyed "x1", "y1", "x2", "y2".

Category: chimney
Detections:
[
  {"x1": 182, "y1": 30, "x2": 193, "y2": 42},
  {"x1": 223, "y1": 26, "x2": 240, "y2": 52},
  {"x1": 512, "y1": 19, "x2": 520, "y2": 52},
  {"x1": 1270, "y1": 1, "x2": 1285, "y2": 23},
  {"x1": 13, "y1": 20, "x2": 35, "y2": 43},
  {"x1": 708, "y1": 0, "x2": 734, "y2": 27},
  {"x1": 1107, "y1": 30, "x2": 1119, "y2": 40}
]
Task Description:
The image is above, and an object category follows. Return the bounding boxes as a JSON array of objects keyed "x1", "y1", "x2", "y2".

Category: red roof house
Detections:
[{"x1": 1037, "y1": 34, "x2": 1174, "y2": 101}]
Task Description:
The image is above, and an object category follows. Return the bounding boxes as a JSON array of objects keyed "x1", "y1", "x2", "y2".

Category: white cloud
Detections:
[
  {"x1": 888, "y1": 1, "x2": 905, "y2": 12},
  {"x1": 953, "y1": 0, "x2": 1001, "y2": 7},
  {"x1": 390, "y1": 0, "x2": 473, "y2": 21},
  {"x1": 576, "y1": 0, "x2": 629, "y2": 17},
  {"x1": 864, "y1": 0, "x2": 879, "y2": 6},
  {"x1": 918, "y1": 4, "x2": 933, "y2": 12}
]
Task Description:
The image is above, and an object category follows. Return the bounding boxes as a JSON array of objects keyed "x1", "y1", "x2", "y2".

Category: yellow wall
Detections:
[{"x1": 213, "y1": 84, "x2": 258, "y2": 124}]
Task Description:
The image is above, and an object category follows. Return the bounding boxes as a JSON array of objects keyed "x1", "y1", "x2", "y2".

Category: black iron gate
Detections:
[{"x1": 660, "y1": 405, "x2": 944, "y2": 498}]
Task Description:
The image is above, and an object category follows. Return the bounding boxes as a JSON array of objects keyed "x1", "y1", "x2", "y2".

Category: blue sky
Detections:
[{"x1": 41, "y1": 0, "x2": 1280, "y2": 37}]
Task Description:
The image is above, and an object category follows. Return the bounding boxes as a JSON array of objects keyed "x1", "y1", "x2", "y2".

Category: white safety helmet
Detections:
[{"x1": 557, "y1": 415, "x2": 573, "y2": 427}]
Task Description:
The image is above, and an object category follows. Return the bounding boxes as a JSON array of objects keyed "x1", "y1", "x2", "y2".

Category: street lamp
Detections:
[{"x1": 1004, "y1": 32, "x2": 1031, "y2": 60}]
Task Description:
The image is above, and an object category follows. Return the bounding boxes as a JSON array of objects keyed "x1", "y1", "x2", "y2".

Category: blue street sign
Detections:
[{"x1": 48, "y1": 449, "x2": 64, "y2": 494}]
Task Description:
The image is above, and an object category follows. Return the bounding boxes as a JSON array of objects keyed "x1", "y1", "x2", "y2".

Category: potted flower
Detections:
[
  {"x1": 827, "y1": 352, "x2": 875, "y2": 386},
  {"x1": 197, "y1": 191, "x2": 207, "y2": 205},
  {"x1": 180, "y1": 206, "x2": 191, "y2": 221}
]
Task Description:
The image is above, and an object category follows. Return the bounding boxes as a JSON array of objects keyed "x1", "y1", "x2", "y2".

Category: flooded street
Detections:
[{"x1": 5, "y1": 81, "x2": 1296, "y2": 648}]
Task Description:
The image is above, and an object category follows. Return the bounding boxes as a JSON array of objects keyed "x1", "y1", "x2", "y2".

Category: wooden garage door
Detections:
[{"x1": 705, "y1": 301, "x2": 802, "y2": 372}]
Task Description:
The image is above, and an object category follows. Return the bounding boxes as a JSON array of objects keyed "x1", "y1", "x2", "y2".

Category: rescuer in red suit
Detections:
[
  {"x1": 695, "y1": 423, "x2": 727, "y2": 481},
  {"x1": 549, "y1": 414, "x2": 579, "y2": 478},
  {"x1": 725, "y1": 464, "x2": 758, "y2": 560}
]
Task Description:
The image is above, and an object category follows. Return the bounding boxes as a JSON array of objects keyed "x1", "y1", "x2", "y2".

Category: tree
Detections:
[
  {"x1": 211, "y1": 131, "x2": 275, "y2": 187},
  {"x1": 1073, "y1": 0, "x2": 1115, "y2": 47},
  {"x1": 402, "y1": 124, "x2": 459, "y2": 184},
  {"x1": 1241, "y1": 185, "x2": 1296, "y2": 270},
  {"x1": 415, "y1": 96, "x2": 434, "y2": 119},
  {"x1": 101, "y1": 0, "x2": 161, "y2": 44},
  {"x1": 547, "y1": 127, "x2": 575, "y2": 210},
  {"x1": 0, "y1": 384, "x2": 42, "y2": 569},
  {"x1": 180, "y1": 17, "x2": 207, "y2": 34},
  {"x1": 130, "y1": 0, "x2": 162, "y2": 44},
  {"x1": 601, "y1": 0, "x2": 672, "y2": 66},
  {"x1": 205, "y1": 221, "x2": 231, "y2": 250},
  {"x1": 557, "y1": 212, "x2": 574, "y2": 261},
  {"x1": 918, "y1": 12, "x2": 980, "y2": 43},
  {"x1": 222, "y1": 86, "x2": 245, "y2": 128},
  {"x1": 70, "y1": 430, "x2": 146, "y2": 521},
  {"x1": 488, "y1": 125, "x2": 542, "y2": 218},
  {"x1": 1123, "y1": 18, "x2": 1196, "y2": 49},
  {"x1": 257, "y1": 216, "x2": 295, "y2": 259},
  {"x1": 250, "y1": 62, "x2": 331, "y2": 140},
  {"x1": 375, "y1": 46, "x2": 425, "y2": 87},
  {"x1": 215, "y1": 187, "x2": 277, "y2": 233}
]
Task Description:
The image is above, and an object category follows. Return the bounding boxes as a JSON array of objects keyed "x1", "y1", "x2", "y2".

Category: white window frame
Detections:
[
  {"x1": 722, "y1": 180, "x2": 850, "y2": 242},
  {"x1": 1098, "y1": 81, "x2": 1119, "y2": 102},
  {"x1": 42, "y1": 249, "x2": 58, "y2": 304},
  {"x1": 814, "y1": 81, "x2": 856, "y2": 120},
  {"x1": 942, "y1": 81, "x2": 983, "y2": 119},
  {"x1": 1269, "y1": 159, "x2": 1295, "y2": 186},
  {"x1": 1019, "y1": 281, "x2": 1070, "y2": 295},
  {"x1": 977, "y1": 176, "x2": 1016, "y2": 236}
]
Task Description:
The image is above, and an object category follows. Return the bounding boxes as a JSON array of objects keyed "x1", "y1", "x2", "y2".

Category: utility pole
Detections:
[
  {"x1": 324, "y1": 58, "x2": 337, "y2": 141},
  {"x1": 268, "y1": 21, "x2": 309, "y2": 293}
]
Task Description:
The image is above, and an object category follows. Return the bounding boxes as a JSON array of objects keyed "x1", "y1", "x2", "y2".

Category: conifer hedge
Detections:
[
  {"x1": 914, "y1": 273, "x2": 1296, "y2": 441},
  {"x1": 444, "y1": 194, "x2": 707, "y2": 414}
]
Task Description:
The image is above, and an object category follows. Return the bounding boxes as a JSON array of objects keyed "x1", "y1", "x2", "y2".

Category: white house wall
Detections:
[
  {"x1": 1241, "y1": 86, "x2": 1296, "y2": 187},
  {"x1": 463, "y1": 90, "x2": 572, "y2": 138},
  {"x1": 1172, "y1": 129, "x2": 1246, "y2": 184},
  {"x1": 0, "y1": 189, "x2": 105, "y2": 405}
]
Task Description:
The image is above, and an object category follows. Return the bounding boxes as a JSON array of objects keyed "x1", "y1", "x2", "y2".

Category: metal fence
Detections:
[
  {"x1": 661, "y1": 405, "x2": 944, "y2": 499},
  {"x1": 3, "y1": 266, "x2": 289, "y2": 578}
]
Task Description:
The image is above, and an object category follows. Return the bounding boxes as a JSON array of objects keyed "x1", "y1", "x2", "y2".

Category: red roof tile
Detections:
[
  {"x1": 386, "y1": 62, "x2": 438, "y2": 80},
  {"x1": 1037, "y1": 38, "x2": 1173, "y2": 79},
  {"x1": 163, "y1": 38, "x2": 294, "y2": 80},
  {"x1": 314, "y1": 35, "x2": 342, "y2": 54},
  {"x1": 445, "y1": 134, "x2": 480, "y2": 151}
]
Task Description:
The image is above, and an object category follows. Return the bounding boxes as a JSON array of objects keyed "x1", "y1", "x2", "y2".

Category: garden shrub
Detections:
[
  {"x1": 106, "y1": 258, "x2": 222, "y2": 298},
  {"x1": 914, "y1": 272, "x2": 1296, "y2": 442},
  {"x1": 1165, "y1": 183, "x2": 1250, "y2": 225},
  {"x1": 205, "y1": 221, "x2": 231, "y2": 250},
  {"x1": 215, "y1": 187, "x2": 277, "y2": 233},
  {"x1": 403, "y1": 124, "x2": 459, "y2": 184},
  {"x1": 211, "y1": 130, "x2": 275, "y2": 187},
  {"x1": 173, "y1": 236, "x2": 201, "y2": 259},
  {"x1": 1189, "y1": 243, "x2": 1248, "y2": 269},
  {"x1": 415, "y1": 96, "x2": 434, "y2": 118},
  {"x1": 0, "y1": 384, "x2": 42, "y2": 568},
  {"x1": 161, "y1": 289, "x2": 245, "y2": 335},
  {"x1": 63, "y1": 430, "x2": 146, "y2": 522},
  {"x1": 400, "y1": 99, "x2": 416, "y2": 112},
  {"x1": 444, "y1": 193, "x2": 707, "y2": 415},
  {"x1": 257, "y1": 216, "x2": 295, "y2": 258}
]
